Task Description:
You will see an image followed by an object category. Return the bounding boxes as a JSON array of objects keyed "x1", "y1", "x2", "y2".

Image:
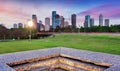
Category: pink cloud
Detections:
[
  {"x1": 77, "y1": 3, "x2": 120, "y2": 19},
  {"x1": 0, "y1": 2, "x2": 30, "y2": 20}
]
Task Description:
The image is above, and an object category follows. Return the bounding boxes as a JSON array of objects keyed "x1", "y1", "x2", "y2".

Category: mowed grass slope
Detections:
[{"x1": 0, "y1": 33, "x2": 120, "y2": 55}]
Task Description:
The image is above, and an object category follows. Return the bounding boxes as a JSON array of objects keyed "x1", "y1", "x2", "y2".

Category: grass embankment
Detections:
[{"x1": 0, "y1": 33, "x2": 120, "y2": 55}]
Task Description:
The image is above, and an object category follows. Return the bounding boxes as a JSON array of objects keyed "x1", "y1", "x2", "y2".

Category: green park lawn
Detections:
[{"x1": 0, "y1": 33, "x2": 120, "y2": 55}]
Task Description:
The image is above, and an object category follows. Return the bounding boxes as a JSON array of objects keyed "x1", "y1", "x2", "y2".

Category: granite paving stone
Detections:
[{"x1": 0, "y1": 47, "x2": 120, "y2": 71}]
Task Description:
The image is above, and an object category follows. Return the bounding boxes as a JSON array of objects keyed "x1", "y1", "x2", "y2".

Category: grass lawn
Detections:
[{"x1": 0, "y1": 33, "x2": 120, "y2": 55}]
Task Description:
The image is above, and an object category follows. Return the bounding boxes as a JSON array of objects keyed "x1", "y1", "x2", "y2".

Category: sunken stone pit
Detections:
[{"x1": 0, "y1": 47, "x2": 120, "y2": 71}]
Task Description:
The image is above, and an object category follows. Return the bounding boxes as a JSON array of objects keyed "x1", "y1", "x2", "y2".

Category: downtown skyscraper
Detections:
[
  {"x1": 99, "y1": 14, "x2": 103, "y2": 26},
  {"x1": 90, "y1": 18, "x2": 94, "y2": 27},
  {"x1": 18, "y1": 23, "x2": 23, "y2": 28},
  {"x1": 84, "y1": 15, "x2": 90, "y2": 28},
  {"x1": 105, "y1": 19, "x2": 109, "y2": 27},
  {"x1": 71, "y1": 14, "x2": 76, "y2": 28},
  {"x1": 38, "y1": 20, "x2": 44, "y2": 31},
  {"x1": 45, "y1": 17, "x2": 50, "y2": 31},
  {"x1": 60, "y1": 16, "x2": 65, "y2": 28},
  {"x1": 52, "y1": 11, "x2": 61, "y2": 29},
  {"x1": 64, "y1": 21, "x2": 69, "y2": 27},
  {"x1": 52, "y1": 11, "x2": 57, "y2": 29},
  {"x1": 13, "y1": 24, "x2": 17, "y2": 29},
  {"x1": 55, "y1": 14, "x2": 61, "y2": 28},
  {"x1": 32, "y1": 14, "x2": 38, "y2": 30}
]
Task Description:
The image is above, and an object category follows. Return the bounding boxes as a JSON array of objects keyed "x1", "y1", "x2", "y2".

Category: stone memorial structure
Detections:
[{"x1": 0, "y1": 47, "x2": 120, "y2": 71}]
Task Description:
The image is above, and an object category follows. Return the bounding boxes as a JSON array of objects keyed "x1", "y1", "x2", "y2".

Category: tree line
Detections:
[
  {"x1": 80, "y1": 25, "x2": 120, "y2": 32},
  {"x1": 0, "y1": 24, "x2": 120, "y2": 40},
  {"x1": 52, "y1": 25, "x2": 120, "y2": 33}
]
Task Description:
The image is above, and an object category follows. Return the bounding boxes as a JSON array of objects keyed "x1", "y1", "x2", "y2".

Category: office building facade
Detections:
[
  {"x1": 18, "y1": 23, "x2": 23, "y2": 28},
  {"x1": 45, "y1": 17, "x2": 50, "y2": 31},
  {"x1": 90, "y1": 18, "x2": 94, "y2": 27},
  {"x1": 84, "y1": 15, "x2": 90, "y2": 28},
  {"x1": 105, "y1": 19, "x2": 109, "y2": 27},
  {"x1": 13, "y1": 24, "x2": 17, "y2": 28},
  {"x1": 60, "y1": 16, "x2": 65, "y2": 28},
  {"x1": 55, "y1": 14, "x2": 61, "y2": 28},
  {"x1": 52, "y1": 11, "x2": 57, "y2": 29},
  {"x1": 64, "y1": 21, "x2": 69, "y2": 27},
  {"x1": 71, "y1": 14, "x2": 76, "y2": 28},
  {"x1": 32, "y1": 14, "x2": 38, "y2": 30},
  {"x1": 99, "y1": 14, "x2": 103, "y2": 26}
]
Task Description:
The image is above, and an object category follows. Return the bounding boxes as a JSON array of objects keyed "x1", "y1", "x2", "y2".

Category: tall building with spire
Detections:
[
  {"x1": 99, "y1": 14, "x2": 103, "y2": 26},
  {"x1": 71, "y1": 14, "x2": 76, "y2": 28}
]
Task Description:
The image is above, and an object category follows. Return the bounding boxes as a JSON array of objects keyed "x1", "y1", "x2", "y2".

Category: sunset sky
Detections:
[{"x1": 0, "y1": 0, "x2": 120, "y2": 28}]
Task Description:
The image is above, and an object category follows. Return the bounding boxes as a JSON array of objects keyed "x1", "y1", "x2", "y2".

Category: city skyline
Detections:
[{"x1": 0, "y1": 0, "x2": 120, "y2": 28}]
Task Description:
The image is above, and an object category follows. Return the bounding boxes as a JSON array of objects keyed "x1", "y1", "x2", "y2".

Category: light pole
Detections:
[{"x1": 28, "y1": 20, "x2": 33, "y2": 40}]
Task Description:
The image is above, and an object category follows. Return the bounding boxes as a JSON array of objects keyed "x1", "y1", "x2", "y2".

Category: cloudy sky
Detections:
[{"x1": 0, "y1": 0, "x2": 120, "y2": 28}]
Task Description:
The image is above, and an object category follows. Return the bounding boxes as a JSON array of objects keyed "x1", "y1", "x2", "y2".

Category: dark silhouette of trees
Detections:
[
  {"x1": 0, "y1": 24, "x2": 120, "y2": 40},
  {"x1": 0, "y1": 25, "x2": 10, "y2": 40},
  {"x1": 55, "y1": 26, "x2": 61, "y2": 32},
  {"x1": 79, "y1": 25, "x2": 120, "y2": 33},
  {"x1": 49, "y1": 25, "x2": 120, "y2": 33},
  {"x1": 11, "y1": 29, "x2": 27, "y2": 39}
]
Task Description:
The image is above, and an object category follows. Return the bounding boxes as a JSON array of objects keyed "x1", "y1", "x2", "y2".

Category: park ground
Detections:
[{"x1": 0, "y1": 33, "x2": 120, "y2": 55}]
